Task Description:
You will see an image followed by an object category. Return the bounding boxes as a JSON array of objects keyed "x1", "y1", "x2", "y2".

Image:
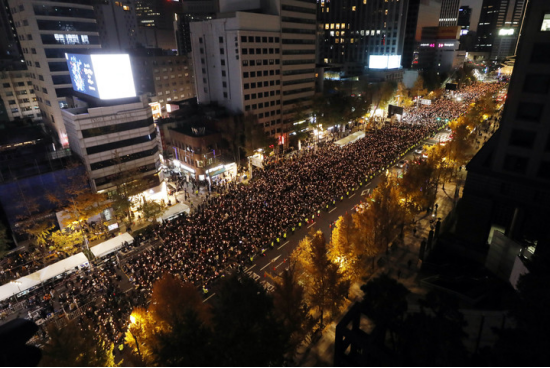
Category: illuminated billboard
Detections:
[
  {"x1": 498, "y1": 28, "x2": 514, "y2": 36},
  {"x1": 369, "y1": 55, "x2": 402, "y2": 69},
  {"x1": 65, "y1": 53, "x2": 136, "y2": 100}
]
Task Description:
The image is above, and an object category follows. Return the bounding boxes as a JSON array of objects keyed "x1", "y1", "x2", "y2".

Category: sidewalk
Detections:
[{"x1": 295, "y1": 171, "x2": 464, "y2": 366}]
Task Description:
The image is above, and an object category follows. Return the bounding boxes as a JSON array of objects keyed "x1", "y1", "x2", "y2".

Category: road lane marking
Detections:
[
  {"x1": 349, "y1": 193, "x2": 356, "y2": 198},
  {"x1": 203, "y1": 292, "x2": 216, "y2": 303},
  {"x1": 307, "y1": 222, "x2": 316, "y2": 228},
  {"x1": 245, "y1": 264, "x2": 256, "y2": 272},
  {"x1": 329, "y1": 207, "x2": 336, "y2": 213},
  {"x1": 277, "y1": 241, "x2": 289, "y2": 250},
  {"x1": 260, "y1": 255, "x2": 281, "y2": 271}
]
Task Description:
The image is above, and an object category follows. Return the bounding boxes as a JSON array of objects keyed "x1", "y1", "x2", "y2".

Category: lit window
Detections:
[
  {"x1": 123, "y1": 5, "x2": 130, "y2": 11},
  {"x1": 385, "y1": 9, "x2": 388, "y2": 15},
  {"x1": 54, "y1": 34, "x2": 65, "y2": 44},
  {"x1": 542, "y1": 14, "x2": 550, "y2": 31},
  {"x1": 352, "y1": 6, "x2": 356, "y2": 11},
  {"x1": 325, "y1": 24, "x2": 329, "y2": 30},
  {"x1": 330, "y1": 24, "x2": 334, "y2": 29}
]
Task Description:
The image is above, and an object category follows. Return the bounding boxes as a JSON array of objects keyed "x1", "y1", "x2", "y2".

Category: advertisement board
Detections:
[
  {"x1": 65, "y1": 53, "x2": 136, "y2": 100},
  {"x1": 369, "y1": 55, "x2": 402, "y2": 69}
]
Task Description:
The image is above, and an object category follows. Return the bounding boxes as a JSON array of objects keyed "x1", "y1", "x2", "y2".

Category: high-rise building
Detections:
[
  {"x1": 93, "y1": 0, "x2": 139, "y2": 51},
  {"x1": 457, "y1": 0, "x2": 550, "y2": 251},
  {"x1": 475, "y1": 0, "x2": 527, "y2": 60},
  {"x1": 175, "y1": 0, "x2": 218, "y2": 55},
  {"x1": 438, "y1": 0, "x2": 460, "y2": 27},
  {"x1": 458, "y1": 5, "x2": 472, "y2": 30},
  {"x1": 317, "y1": 0, "x2": 409, "y2": 75},
  {"x1": 402, "y1": 0, "x2": 421, "y2": 69},
  {"x1": 130, "y1": 50, "x2": 196, "y2": 114},
  {"x1": 458, "y1": 5, "x2": 475, "y2": 51},
  {"x1": 190, "y1": 0, "x2": 316, "y2": 141},
  {"x1": 0, "y1": 70, "x2": 41, "y2": 121},
  {"x1": 7, "y1": 0, "x2": 102, "y2": 146},
  {"x1": 0, "y1": 0, "x2": 25, "y2": 71}
]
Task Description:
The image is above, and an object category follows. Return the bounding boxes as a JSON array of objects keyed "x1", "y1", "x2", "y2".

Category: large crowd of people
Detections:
[{"x1": 1, "y1": 81, "x2": 505, "y2": 349}]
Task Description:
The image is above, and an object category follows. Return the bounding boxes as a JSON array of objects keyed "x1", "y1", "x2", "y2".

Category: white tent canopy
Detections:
[
  {"x1": 334, "y1": 131, "x2": 365, "y2": 147},
  {"x1": 0, "y1": 233, "x2": 134, "y2": 303},
  {"x1": 0, "y1": 253, "x2": 89, "y2": 303},
  {"x1": 90, "y1": 233, "x2": 134, "y2": 258}
]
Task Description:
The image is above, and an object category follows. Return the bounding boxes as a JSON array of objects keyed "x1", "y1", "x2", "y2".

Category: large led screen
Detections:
[
  {"x1": 65, "y1": 53, "x2": 136, "y2": 100},
  {"x1": 369, "y1": 55, "x2": 402, "y2": 69}
]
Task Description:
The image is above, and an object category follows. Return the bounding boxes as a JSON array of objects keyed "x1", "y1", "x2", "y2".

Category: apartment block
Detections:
[
  {"x1": 62, "y1": 97, "x2": 161, "y2": 193},
  {"x1": 7, "y1": 0, "x2": 102, "y2": 146},
  {"x1": 0, "y1": 69, "x2": 40, "y2": 121}
]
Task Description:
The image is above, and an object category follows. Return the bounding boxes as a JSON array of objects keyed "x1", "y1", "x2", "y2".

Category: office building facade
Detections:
[
  {"x1": 190, "y1": 0, "x2": 316, "y2": 140},
  {"x1": 93, "y1": 0, "x2": 139, "y2": 51},
  {"x1": 7, "y1": 0, "x2": 102, "y2": 146},
  {"x1": 175, "y1": 0, "x2": 217, "y2": 56},
  {"x1": 438, "y1": 0, "x2": 460, "y2": 27},
  {"x1": 130, "y1": 52, "x2": 195, "y2": 115},
  {"x1": 317, "y1": 0, "x2": 409, "y2": 74},
  {"x1": 62, "y1": 97, "x2": 161, "y2": 193},
  {"x1": 0, "y1": 69, "x2": 40, "y2": 121},
  {"x1": 458, "y1": 0, "x2": 550, "y2": 251},
  {"x1": 476, "y1": 0, "x2": 527, "y2": 60}
]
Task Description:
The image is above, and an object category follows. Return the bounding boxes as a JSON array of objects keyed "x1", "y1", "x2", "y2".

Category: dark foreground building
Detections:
[{"x1": 457, "y1": 0, "x2": 550, "y2": 254}]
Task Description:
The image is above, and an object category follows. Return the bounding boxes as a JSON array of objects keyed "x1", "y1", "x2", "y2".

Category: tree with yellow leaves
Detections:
[
  {"x1": 329, "y1": 213, "x2": 363, "y2": 282},
  {"x1": 357, "y1": 175, "x2": 408, "y2": 254},
  {"x1": 125, "y1": 273, "x2": 213, "y2": 366},
  {"x1": 292, "y1": 230, "x2": 350, "y2": 329},
  {"x1": 270, "y1": 262, "x2": 317, "y2": 356},
  {"x1": 41, "y1": 319, "x2": 118, "y2": 367}
]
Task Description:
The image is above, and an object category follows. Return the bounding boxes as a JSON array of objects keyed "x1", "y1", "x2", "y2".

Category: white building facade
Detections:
[
  {"x1": 190, "y1": 0, "x2": 316, "y2": 141},
  {"x1": 0, "y1": 70, "x2": 41, "y2": 122},
  {"x1": 7, "y1": 0, "x2": 102, "y2": 146},
  {"x1": 62, "y1": 97, "x2": 161, "y2": 193}
]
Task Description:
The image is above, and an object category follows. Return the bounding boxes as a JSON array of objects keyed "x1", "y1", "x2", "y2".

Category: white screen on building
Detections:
[
  {"x1": 369, "y1": 55, "x2": 402, "y2": 69},
  {"x1": 66, "y1": 53, "x2": 136, "y2": 100}
]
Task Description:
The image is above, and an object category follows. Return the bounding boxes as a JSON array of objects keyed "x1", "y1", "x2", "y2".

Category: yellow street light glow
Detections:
[{"x1": 130, "y1": 315, "x2": 136, "y2": 324}]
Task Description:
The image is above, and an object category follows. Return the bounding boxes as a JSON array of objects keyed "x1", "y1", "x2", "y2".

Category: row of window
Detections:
[
  {"x1": 242, "y1": 59, "x2": 280, "y2": 67},
  {"x1": 2, "y1": 81, "x2": 32, "y2": 88},
  {"x1": 245, "y1": 101, "x2": 280, "y2": 111},
  {"x1": 244, "y1": 80, "x2": 281, "y2": 89},
  {"x1": 281, "y1": 16, "x2": 317, "y2": 25},
  {"x1": 94, "y1": 163, "x2": 157, "y2": 187},
  {"x1": 36, "y1": 20, "x2": 98, "y2": 32},
  {"x1": 241, "y1": 48, "x2": 280, "y2": 55},
  {"x1": 86, "y1": 131, "x2": 157, "y2": 155},
  {"x1": 243, "y1": 70, "x2": 280, "y2": 78},
  {"x1": 3, "y1": 89, "x2": 33, "y2": 97},
  {"x1": 503, "y1": 155, "x2": 550, "y2": 179},
  {"x1": 240, "y1": 36, "x2": 280, "y2": 43},
  {"x1": 264, "y1": 120, "x2": 282, "y2": 128},
  {"x1": 33, "y1": 5, "x2": 95, "y2": 19},
  {"x1": 81, "y1": 118, "x2": 153, "y2": 138},
  {"x1": 90, "y1": 146, "x2": 158, "y2": 171}
]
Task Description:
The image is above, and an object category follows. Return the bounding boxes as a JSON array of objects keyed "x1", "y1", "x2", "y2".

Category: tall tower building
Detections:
[
  {"x1": 93, "y1": 0, "x2": 139, "y2": 51},
  {"x1": 438, "y1": 0, "x2": 460, "y2": 27},
  {"x1": 402, "y1": 0, "x2": 421, "y2": 69},
  {"x1": 7, "y1": 0, "x2": 101, "y2": 146},
  {"x1": 0, "y1": 0, "x2": 25, "y2": 70},
  {"x1": 476, "y1": 0, "x2": 527, "y2": 60},
  {"x1": 175, "y1": 0, "x2": 218, "y2": 55},
  {"x1": 317, "y1": 0, "x2": 409, "y2": 75},
  {"x1": 458, "y1": 5, "x2": 472, "y2": 30},
  {"x1": 458, "y1": 0, "x2": 550, "y2": 251},
  {"x1": 190, "y1": 0, "x2": 316, "y2": 140}
]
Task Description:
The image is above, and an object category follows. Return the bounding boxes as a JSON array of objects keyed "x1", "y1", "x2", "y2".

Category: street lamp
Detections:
[{"x1": 129, "y1": 314, "x2": 143, "y2": 362}]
